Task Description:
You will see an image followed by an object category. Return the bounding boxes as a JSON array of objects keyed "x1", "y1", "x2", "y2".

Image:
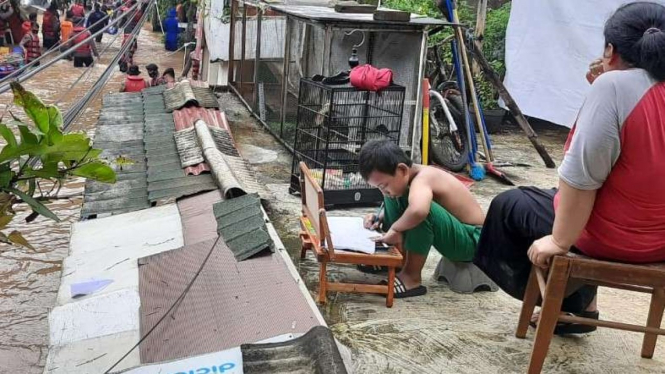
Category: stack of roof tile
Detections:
[
  {"x1": 213, "y1": 193, "x2": 274, "y2": 261},
  {"x1": 81, "y1": 93, "x2": 150, "y2": 218}
]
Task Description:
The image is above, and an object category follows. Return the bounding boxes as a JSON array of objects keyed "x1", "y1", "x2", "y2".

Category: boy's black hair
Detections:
[
  {"x1": 163, "y1": 67, "x2": 175, "y2": 78},
  {"x1": 358, "y1": 140, "x2": 412, "y2": 180},
  {"x1": 605, "y1": 2, "x2": 665, "y2": 81},
  {"x1": 29, "y1": 12, "x2": 37, "y2": 21}
]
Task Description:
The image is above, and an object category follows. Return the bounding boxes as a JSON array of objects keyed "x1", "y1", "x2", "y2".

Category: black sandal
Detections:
[
  {"x1": 530, "y1": 310, "x2": 599, "y2": 335},
  {"x1": 379, "y1": 277, "x2": 427, "y2": 299}
]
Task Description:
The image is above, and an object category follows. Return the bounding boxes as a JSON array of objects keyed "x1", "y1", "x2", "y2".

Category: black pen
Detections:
[{"x1": 372, "y1": 202, "x2": 384, "y2": 226}]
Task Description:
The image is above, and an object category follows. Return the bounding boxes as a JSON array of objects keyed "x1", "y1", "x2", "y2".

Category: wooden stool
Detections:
[
  {"x1": 517, "y1": 252, "x2": 665, "y2": 373},
  {"x1": 298, "y1": 162, "x2": 403, "y2": 308}
]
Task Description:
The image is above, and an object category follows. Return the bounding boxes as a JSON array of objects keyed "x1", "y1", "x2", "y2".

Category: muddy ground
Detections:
[{"x1": 222, "y1": 93, "x2": 665, "y2": 374}]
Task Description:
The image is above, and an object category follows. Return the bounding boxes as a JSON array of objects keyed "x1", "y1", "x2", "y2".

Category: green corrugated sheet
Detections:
[
  {"x1": 142, "y1": 91, "x2": 217, "y2": 202},
  {"x1": 81, "y1": 93, "x2": 150, "y2": 218},
  {"x1": 213, "y1": 193, "x2": 274, "y2": 261}
]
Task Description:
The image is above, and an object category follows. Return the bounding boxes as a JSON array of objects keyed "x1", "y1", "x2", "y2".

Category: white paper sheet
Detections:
[{"x1": 327, "y1": 217, "x2": 379, "y2": 254}]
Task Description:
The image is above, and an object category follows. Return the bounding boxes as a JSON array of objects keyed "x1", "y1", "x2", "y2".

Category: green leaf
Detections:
[
  {"x1": 40, "y1": 134, "x2": 91, "y2": 162},
  {"x1": 23, "y1": 166, "x2": 64, "y2": 179},
  {"x1": 0, "y1": 169, "x2": 13, "y2": 188},
  {"x1": 47, "y1": 106, "x2": 63, "y2": 130},
  {"x1": 8, "y1": 230, "x2": 34, "y2": 251},
  {"x1": 0, "y1": 143, "x2": 45, "y2": 164},
  {"x1": 18, "y1": 125, "x2": 39, "y2": 145},
  {"x1": 0, "y1": 231, "x2": 9, "y2": 245},
  {"x1": 27, "y1": 178, "x2": 35, "y2": 197},
  {"x1": 0, "y1": 124, "x2": 17, "y2": 147},
  {"x1": 0, "y1": 214, "x2": 13, "y2": 229},
  {"x1": 46, "y1": 120, "x2": 63, "y2": 145},
  {"x1": 72, "y1": 161, "x2": 117, "y2": 183},
  {"x1": 10, "y1": 82, "x2": 50, "y2": 134},
  {"x1": 4, "y1": 186, "x2": 60, "y2": 222}
]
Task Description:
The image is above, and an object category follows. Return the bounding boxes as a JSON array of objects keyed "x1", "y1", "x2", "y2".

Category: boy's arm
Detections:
[{"x1": 387, "y1": 179, "x2": 432, "y2": 233}]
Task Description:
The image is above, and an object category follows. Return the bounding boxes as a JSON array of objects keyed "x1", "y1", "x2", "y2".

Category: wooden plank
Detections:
[
  {"x1": 558, "y1": 314, "x2": 665, "y2": 335},
  {"x1": 327, "y1": 282, "x2": 389, "y2": 294},
  {"x1": 373, "y1": 9, "x2": 410, "y2": 22},
  {"x1": 334, "y1": 2, "x2": 376, "y2": 14},
  {"x1": 569, "y1": 260, "x2": 665, "y2": 288}
]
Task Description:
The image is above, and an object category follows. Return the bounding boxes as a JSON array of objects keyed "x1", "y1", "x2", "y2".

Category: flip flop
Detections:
[
  {"x1": 378, "y1": 277, "x2": 427, "y2": 299},
  {"x1": 530, "y1": 310, "x2": 599, "y2": 335}
]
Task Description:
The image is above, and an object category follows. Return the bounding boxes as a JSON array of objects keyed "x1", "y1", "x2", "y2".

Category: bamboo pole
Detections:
[
  {"x1": 472, "y1": 0, "x2": 488, "y2": 75},
  {"x1": 469, "y1": 40, "x2": 556, "y2": 168},
  {"x1": 453, "y1": 7, "x2": 491, "y2": 161}
]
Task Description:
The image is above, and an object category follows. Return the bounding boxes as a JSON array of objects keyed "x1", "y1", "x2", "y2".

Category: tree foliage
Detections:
[
  {"x1": 0, "y1": 83, "x2": 117, "y2": 250},
  {"x1": 383, "y1": 0, "x2": 511, "y2": 109}
]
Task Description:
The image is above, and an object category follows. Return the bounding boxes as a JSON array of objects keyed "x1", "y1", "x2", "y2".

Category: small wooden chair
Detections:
[
  {"x1": 297, "y1": 162, "x2": 403, "y2": 308},
  {"x1": 517, "y1": 252, "x2": 665, "y2": 373}
]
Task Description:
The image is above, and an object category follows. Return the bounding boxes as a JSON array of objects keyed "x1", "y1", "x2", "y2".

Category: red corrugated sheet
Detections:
[{"x1": 172, "y1": 107, "x2": 235, "y2": 176}]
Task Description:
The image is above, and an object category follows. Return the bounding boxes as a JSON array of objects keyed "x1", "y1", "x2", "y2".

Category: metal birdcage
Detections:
[{"x1": 290, "y1": 78, "x2": 405, "y2": 206}]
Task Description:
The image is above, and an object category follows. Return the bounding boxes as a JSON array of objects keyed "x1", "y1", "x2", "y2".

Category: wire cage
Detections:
[{"x1": 290, "y1": 79, "x2": 405, "y2": 206}]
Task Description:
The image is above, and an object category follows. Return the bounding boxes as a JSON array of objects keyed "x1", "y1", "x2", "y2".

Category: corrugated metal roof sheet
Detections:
[
  {"x1": 142, "y1": 91, "x2": 218, "y2": 202},
  {"x1": 163, "y1": 81, "x2": 220, "y2": 112},
  {"x1": 174, "y1": 126, "x2": 240, "y2": 167},
  {"x1": 81, "y1": 93, "x2": 150, "y2": 218},
  {"x1": 241, "y1": 326, "x2": 348, "y2": 374},
  {"x1": 213, "y1": 193, "x2": 274, "y2": 261},
  {"x1": 173, "y1": 107, "x2": 235, "y2": 176}
]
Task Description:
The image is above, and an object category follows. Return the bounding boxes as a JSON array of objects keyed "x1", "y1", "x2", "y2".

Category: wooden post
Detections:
[
  {"x1": 472, "y1": 0, "x2": 488, "y2": 75},
  {"x1": 469, "y1": 40, "x2": 557, "y2": 168}
]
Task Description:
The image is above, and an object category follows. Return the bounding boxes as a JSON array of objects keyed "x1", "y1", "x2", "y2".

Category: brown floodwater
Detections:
[{"x1": 0, "y1": 25, "x2": 184, "y2": 373}]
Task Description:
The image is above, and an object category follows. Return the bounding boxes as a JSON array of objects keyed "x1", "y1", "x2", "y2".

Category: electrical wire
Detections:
[
  {"x1": 103, "y1": 235, "x2": 221, "y2": 374},
  {"x1": 0, "y1": 3, "x2": 126, "y2": 84},
  {"x1": 62, "y1": 1, "x2": 155, "y2": 129},
  {"x1": 0, "y1": 2, "x2": 142, "y2": 93},
  {"x1": 54, "y1": 20, "x2": 126, "y2": 106}
]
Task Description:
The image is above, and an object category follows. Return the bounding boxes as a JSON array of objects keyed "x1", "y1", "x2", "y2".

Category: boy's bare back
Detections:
[{"x1": 409, "y1": 165, "x2": 485, "y2": 226}]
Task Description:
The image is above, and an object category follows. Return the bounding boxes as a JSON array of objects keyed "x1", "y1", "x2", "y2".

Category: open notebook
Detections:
[{"x1": 327, "y1": 216, "x2": 381, "y2": 255}]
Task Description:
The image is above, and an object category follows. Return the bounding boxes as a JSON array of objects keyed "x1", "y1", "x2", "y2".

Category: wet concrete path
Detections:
[{"x1": 0, "y1": 25, "x2": 183, "y2": 373}]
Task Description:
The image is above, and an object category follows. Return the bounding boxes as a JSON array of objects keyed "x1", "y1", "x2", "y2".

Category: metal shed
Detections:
[{"x1": 228, "y1": 1, "x2": 448, "y2": 153}]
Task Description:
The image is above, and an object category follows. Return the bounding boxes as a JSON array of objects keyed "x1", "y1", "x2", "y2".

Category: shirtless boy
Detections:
[{"x1": 359, "y1": 140, "x2": 485, "y2": 298}]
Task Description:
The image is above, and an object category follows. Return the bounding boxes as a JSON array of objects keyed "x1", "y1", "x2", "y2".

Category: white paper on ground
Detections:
[{"x1": 327, "y1": 216, "x2": 378, "y2": 254}]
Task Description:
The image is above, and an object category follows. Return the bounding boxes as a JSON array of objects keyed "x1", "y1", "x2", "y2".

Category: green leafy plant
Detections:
[
  {"x1": 0, "y1": 83, "x2": 117, "y2": 250},
  {"x1": 382, "y1": 0, "x2": 511, "y2": 109}
]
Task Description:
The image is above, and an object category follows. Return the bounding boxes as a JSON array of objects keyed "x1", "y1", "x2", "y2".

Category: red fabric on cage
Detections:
[{"x1": 350, "y1": 65, "x2": 393, "y2": 92}]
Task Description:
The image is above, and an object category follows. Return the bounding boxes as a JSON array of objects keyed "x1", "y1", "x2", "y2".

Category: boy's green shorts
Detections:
[{"x1": 383, "y1": 194, "x2": 481, "y2": 262}]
